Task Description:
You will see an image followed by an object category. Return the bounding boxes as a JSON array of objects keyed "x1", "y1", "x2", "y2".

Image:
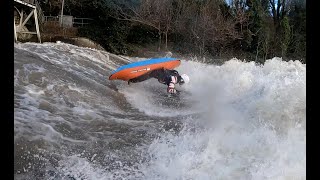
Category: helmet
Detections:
[{"x1": 180, "y1": 74, "x2": 190, "y2": 85}]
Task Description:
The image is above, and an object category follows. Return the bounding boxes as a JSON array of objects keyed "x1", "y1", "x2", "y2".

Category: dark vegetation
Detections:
[{"x1": 39, "y1": 0, "x2": 306, "y2": 63}]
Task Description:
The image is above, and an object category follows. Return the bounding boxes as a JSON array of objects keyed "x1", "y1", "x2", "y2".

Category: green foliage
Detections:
[
  {"x1": 280, "y1": 16, "x2": 291, "y2": 56},
  {"x1": 77, "y1": 18, "x2": 132, "y2": 55},
  {"x1": 287, "y1": 3, "x2": 306, "y2": 61},
  {"x1": 40, "y1": 0, "x2": 306, "y2": 61},
  {"x1": 244, "y1": 0, "x2": 264, "y2": 53},
  {"x1": 126, "y1": 25, "x2": 159, "y2": 45},
  {"x1": 259, "y1": 20, "x2": 272, "y2": 59}
]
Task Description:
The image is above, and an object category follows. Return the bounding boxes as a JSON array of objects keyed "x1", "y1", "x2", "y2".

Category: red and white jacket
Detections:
[{"x1": 167, "y1": 76, "x2": 179, "y2": 94}]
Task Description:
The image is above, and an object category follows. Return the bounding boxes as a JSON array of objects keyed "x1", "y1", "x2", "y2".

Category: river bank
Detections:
[{"x1": 17, "y1": 24, "x2": 304, "y2": 64}]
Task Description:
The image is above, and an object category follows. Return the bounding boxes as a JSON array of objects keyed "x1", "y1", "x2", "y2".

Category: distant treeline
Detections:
[{"x1": 40, "y1": 0, "x2": 306, "y2": 63}]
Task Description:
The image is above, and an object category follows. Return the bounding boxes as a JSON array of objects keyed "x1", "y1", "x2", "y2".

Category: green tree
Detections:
[
  {"x1": 280, "y1": 16, "x2": 291, "y2": 57},
  {"x1": 287, "y1": 0, "x2": 306, "y2": 61}
]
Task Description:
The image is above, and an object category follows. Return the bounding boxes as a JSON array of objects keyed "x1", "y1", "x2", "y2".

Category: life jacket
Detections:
[{"x1": 151, "y1": 69, "x2": 181, "y2": 85}]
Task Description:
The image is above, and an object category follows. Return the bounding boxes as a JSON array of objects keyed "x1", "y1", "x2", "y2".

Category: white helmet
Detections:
[{"x1": 180, "y1": 74, "x2": 190, "y2": 84}]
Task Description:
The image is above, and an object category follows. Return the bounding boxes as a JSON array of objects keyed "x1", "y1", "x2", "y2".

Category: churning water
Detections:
[{"x1": 14, "y1": 42, "x2": 306, "y2": 180}]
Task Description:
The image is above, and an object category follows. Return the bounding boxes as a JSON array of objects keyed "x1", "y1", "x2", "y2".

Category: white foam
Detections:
[
  {"x1": 15, "y1": 43, "x2": 305, "y2": 179},
  {"x1": 133, "y1": 57, "x2": 306, "y2": 179},
  {"x1": 57, "y1": 155, "x2": 143, "y2": 180},
  {"x1": 118, "y1": 82, "x2": 194, "y2": 117}
]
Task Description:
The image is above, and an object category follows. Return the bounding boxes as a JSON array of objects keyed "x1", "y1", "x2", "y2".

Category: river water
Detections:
[{"x1": 14, "y1": 42, "x2": 306, "y2": 180}]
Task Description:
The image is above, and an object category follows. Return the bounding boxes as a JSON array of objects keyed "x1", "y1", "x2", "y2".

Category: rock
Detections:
[
  {"x1": 44, "y1": 36, "x2": 105, "y2": 51},
  {"x1": 70, "y1": 37, "x2": 105, "y2": 51}
]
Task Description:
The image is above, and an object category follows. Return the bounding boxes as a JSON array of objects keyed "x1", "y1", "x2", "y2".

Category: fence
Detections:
[
  {"x1": 73, "y1": 18, "x2": 93, "y2": 27},
  {"x1": 44, "y1": 16, "x2": 93, "y2": 27}
]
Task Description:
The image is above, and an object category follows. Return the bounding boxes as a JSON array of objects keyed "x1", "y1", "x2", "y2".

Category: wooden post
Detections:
[
  {"x1": 14, "y1": 0, "x2": 42, "y2": 43},
  {"x1": 34, "y1": 9, "x2": 41, "y2": 43},
  {"x1": 21, "y1": 10, "x2": 34, "y2": 27},
  {"x1": 14, "y1": 19, "x2": 17, "y2": 42},
  {"x1": 60, "y1": 0, "x2": 65, "y2": 27},
  {"x1": 19, "y1": 9, "x2": 23, "y2": 27}
]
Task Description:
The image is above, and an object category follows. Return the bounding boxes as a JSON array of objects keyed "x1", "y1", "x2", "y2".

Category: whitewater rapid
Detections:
[{"x1": 14, "y1": 42, "x2": 306, "y2": 180}]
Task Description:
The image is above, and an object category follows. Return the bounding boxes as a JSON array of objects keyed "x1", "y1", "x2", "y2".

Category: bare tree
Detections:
[
  {"x1": 171, "y1": 0, "x2": 196, "y2": 46},
  {"x1": 114, "y1": 0, "x2": 241, "y2": 56},
  {"x1": 190, "y1": 0, "x2": 242, "y2": 56},
  {"x1": 190, "y1": 1, "x2": 216, "y2": 55},
  {"x1": 230, "y1": 0, "x2": 248, "y2": 33},
  {"x1": 115, "y1": 0, "x2": 174, "y2": 51},
  {"x1": 269, "y1": 0, "x2": 292, "y2": 27}
]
